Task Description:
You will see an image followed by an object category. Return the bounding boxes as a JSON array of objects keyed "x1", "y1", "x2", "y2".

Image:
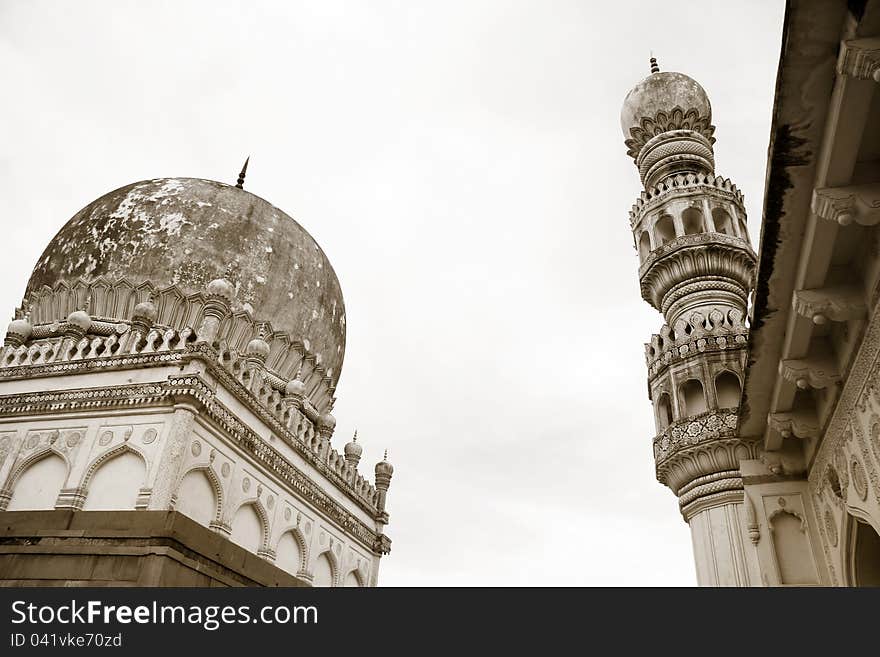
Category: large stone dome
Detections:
[
  {"x1": 26, "y1": 177, "x2": 346, "y2": 381},
  {"x1": 620, "y1": 71, "x2": 712, "y2": 139}
]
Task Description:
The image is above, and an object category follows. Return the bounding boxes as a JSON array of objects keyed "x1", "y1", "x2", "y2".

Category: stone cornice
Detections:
[{"x1": 0, "y1": 375, "x2": 389, "y2": 556}]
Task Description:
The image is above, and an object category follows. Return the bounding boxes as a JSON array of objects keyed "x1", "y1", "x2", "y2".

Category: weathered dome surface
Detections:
[
  {"x1": 26, "y1": 177, "x2": 346, "y2": 381},
  {"x1": 620, "y1": 71, "x2": 712, "y2": 139}
]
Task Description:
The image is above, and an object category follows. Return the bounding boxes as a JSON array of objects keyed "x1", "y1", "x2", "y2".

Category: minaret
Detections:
[{"x1": 621, "y1": 60, "x2": 761, "y2": 585}]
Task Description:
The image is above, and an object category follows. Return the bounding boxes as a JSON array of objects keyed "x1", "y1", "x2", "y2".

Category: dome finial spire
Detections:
[
  {"x1": 235, "y1": 156, "x2": 250, "y2": 189},
  {"x1": 650, "y1": 55, "x2": 659, "y2": 74}
]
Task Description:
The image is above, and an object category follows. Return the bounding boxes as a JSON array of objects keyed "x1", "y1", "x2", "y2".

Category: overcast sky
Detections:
[{"x1": 0, "y1": 1, "x2": 785, "y2": 585}]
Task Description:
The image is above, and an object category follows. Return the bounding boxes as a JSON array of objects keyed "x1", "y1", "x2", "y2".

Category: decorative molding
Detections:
[
  {"x1": 744, "y1": 493, "x2": 760, "y2": 545},
  {"x1": 653, "y1": 408, "x2": 740, "y2": 470}
]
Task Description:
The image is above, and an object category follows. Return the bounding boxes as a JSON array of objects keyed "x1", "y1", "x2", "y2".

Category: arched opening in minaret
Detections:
[
  {"x1": 682, "y1": 207, "x2": 704, "y2": 235},
  {"x1": 712, "y1": 207, "x2": 735, "y2": 236},
  {"x1": 639, "y1": 231, "x2": 651, "y2": 260},
  {"x1": 714, "y1": 371, "x2": 742, "y2": 409},
  {"x1": 847, "y1": 517, "x2": 880, "y2": 586},
  {"x1": 655, "y1": 214, "x2": 676, "y2": 245},
  {"x1": 680, "y1": 379, "x2": 708, "y2": 416},
  {"x1": 656, "y1": 393, "x2": 673, "y2": 430},
  {"x1": 738, "y1": 217, "x2": 749, "y2": 241}
]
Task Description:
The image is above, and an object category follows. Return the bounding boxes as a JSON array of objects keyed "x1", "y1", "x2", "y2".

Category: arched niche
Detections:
[
  {"x1": 712, "y1": 207, "x2": 735, "y2": 236},
  {"x1": 7, "y1": 453, "x2": 67, "y2": 511},
  {"x1": 680, "y1": 379, "x2": 708, "y2": 416},
  {"x1": 846, "y1": 516, "x2": 880, "y2": 586},
  {"x1": 682, "y1": 207, "x2": 704, "y2": 235},
  {"x1": 656, "y1": 393, "x2": 673, "y2": 430},
  {"x1": 275, "y1": 531, "x2": 304, "y2": 575},
  {"x1": 83, "y1": 450, "x2": 145, "y2": 510},
  {"x1": 230, "y1": 503, "x2": 263, "y2": 554},
  {"x1": 175, "y1": 469, "x2": 217, "y2": 528},
  {"x1": 714, "y1": 371, "x2": 742, "y2": 408},
  {"x1": 312, "y1": 552, "x2": 336, "y2": 587},
  {"x1": 655, "y1": 214, "x2": 676, "y2": 245},
  {"x1": 638, "y1": 231, "x2": 651, "y2": 260},
  {"x1": 770, "y1": 509, "x2": 818, "y2": 585}
]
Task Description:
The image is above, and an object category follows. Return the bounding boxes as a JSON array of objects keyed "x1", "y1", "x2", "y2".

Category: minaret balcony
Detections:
[
  {"x1": 651, "y1": 408, "x2": 762, "y2": 498},
  {"x1": 638, "y1": 234, "x2": 757, "y2": 321}
]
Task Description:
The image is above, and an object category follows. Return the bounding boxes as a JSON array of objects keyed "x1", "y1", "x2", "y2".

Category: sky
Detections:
[{"x1": 0, "y1": 1, "x2": 785, "y2": 585}]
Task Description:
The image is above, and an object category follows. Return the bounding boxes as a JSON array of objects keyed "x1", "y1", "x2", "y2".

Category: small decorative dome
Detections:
[
  {"x1": 344, "y1": 432, "x2": 363, "y2": 459},
  {"x1": 245, "y1": 337, "x2": 270, "y2": 360},
  {"x1": 206, "y1": 277, "x2": 235, "y2": 300},
  {"x1": 620, "y1": 70, "x2": 712, "y2": 140},
  {"x1": 320, "y1": 412, "x2": 336, "y2": 430},
  {"x1": 6, "y1": 318, "x2": 33, "y2": 341},
  {"x1": 67, "y1": 310, "x2": 92, "y2": 331},
  {"x1": 375, "y1": 451, "x2": 394, "y2": 477},
  {"x1": 132, "y1": 300, "x2": 158, "y2": 322},
  {"x1": 284, "y1": 376, "x2": 306, "y2": 396}
]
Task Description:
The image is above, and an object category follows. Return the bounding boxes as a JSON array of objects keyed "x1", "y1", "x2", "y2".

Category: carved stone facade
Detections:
[
  {"x1": 0, "y1": 177, "x2": 393, "y2": 587},
  {"x1": 624, "y1": 0, "x2": 880, "y2": 586}
]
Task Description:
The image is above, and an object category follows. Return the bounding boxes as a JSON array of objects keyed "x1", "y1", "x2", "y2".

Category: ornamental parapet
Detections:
[
  {"x1": 645, "y1": 307, "x2": 748, "y2": 377},
  {"x1": 15, "y1": 277, "x2": 337, "y2": 414},
  {"x1": 629, "y1": 172, "x2": 745, "y2": 229},
  {"x1": 0, "y1": 320, "x2": 382, "y2": 521}
]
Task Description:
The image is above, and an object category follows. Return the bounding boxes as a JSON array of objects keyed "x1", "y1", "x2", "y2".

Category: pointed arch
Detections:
[
  {"x1": 680, "y1": 378, "x2": 708, "y2": 416},
  {"x1": 4, "y1": 445, "x2": 70, "y2": 493},
  {"x1": 312, "y1": 549, "x2": 339, "y2": 587},
  {"x1": 175, "y1": 465, "x2": 223, "y2": 528},
  {"x1": 342, "y1": 568, "x2": 365, "y2": 587},
  {"x1": 656, "y1": 392, "x2": 673, "y2": 430},
  {"x1": 655, "y1": 213, "x2": 676, "y2": 245},
  {"x1": 681, "y1": 207, "x2": 704, "y2": 235},
  {"x1": 638, "y1": 231, "x2": 651, "y2": 260},
  {"x1": 81, "y1": 444, "x2": 148, "y2": 510},
  {"x1": 275, "y1": 529, "x2": 309, "y2": 576},
  {"x1": 229, "y1": 498, "x2": 271, "y2": 554},
  {"x1": 6, "y1": 451, "x2": 69, "y2": 511},
  {"x1": 714, "y1": 370, "x2": 742, "y2": 408},
  {"x1": 712, "y1": 207, "x2": 735, "y2": 236}
]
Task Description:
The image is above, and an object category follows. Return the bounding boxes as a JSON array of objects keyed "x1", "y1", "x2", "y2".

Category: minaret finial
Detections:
[
  {"x1": 383, "y1": 449, "x2": 388, "y2": 460},
  {"x1": 235, "y1": 156, "x2": 250, "y2": 189},
  {"x1": 650, "y1": 56, "x2": 659, "y2": 74},
  {"x1": 353, "y1": 429, "x2": 358, "y2": 442}
]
